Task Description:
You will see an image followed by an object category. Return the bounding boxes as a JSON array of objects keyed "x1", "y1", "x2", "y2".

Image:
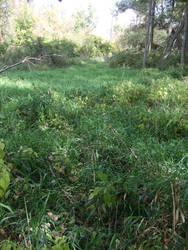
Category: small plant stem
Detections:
[
  {"x1": 24, "y1": 197, "x2": 32, "y2": 250},
  {"x1": 171, "y1": 182, "x2": 176, "y2": 234}
]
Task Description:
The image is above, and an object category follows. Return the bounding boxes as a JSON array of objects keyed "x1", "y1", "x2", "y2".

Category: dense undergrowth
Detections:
[
  {"x1": 0, "y1": 61, "x2": 187, "y2": 249},
  {"x1": 0, "y1": 36, "x2": 113, "y2": 69}
]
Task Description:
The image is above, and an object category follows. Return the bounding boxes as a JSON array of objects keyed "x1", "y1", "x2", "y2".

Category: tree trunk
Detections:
[
  {"x1": 181, "y1": 5, "x2": 188, "y2": 67},
  {"x1": 159, "y1": 20, "x2": 184, "y2": 64},
  {"x1": 150, "y1": 0, "x2": 156, "y2": 50},
  {"x1": 143, "y1": 0, "x2": 156, "y2": 68}
]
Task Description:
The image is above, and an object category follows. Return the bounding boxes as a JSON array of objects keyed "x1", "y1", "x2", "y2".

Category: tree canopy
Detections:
[{"x1": 115, "y1": 0, "x2": 188, "y2": 67}]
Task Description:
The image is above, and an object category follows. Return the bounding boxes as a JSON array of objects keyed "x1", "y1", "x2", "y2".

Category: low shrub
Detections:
[
  {"x1": 159, "y1": 50, "x2": 181, "y2": 69},
  {"x1": 0, "y1": 38, "x2": 80, "y2": 68},
  {"x1": 0, "y1": 42, "x2": 8, "y2": 57},
  {"x1": 79, "y1": 35, "x2": 113, "y2": 57},
  {"x1": 109, "y1": 49, "x2": 143, "y2": 68},
  {"x1": 146, "y1": 49, "x2": 163, "y2": 67},
  {"x1": 38, "y1": 38, "x2": 79, "y2": 58},
  {"x1": 109, "y1": 48, "x2": 183, "y2": 69},
  {"x1": 166, "y1": 66, "x2": 184, "y2": 80}
]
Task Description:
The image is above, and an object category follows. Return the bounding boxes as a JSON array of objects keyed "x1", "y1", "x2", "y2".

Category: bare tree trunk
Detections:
[
  {"x1": 150, "y1": 0, "x2": 156, "y2": 50},
  {"x1": 143, "y1": 0, "x2": 156, "y2": 68},
  {"x1": 181, "y1": 5, "x2": 188, "y2": 67},
  {"x1": 159, "y1": 20, "x2": 184, "y2": 64}
]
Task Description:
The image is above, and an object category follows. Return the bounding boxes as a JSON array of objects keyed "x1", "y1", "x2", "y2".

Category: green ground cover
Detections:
[{"x1": 0, "y1": 61, "x2": 188, "y2": 249}]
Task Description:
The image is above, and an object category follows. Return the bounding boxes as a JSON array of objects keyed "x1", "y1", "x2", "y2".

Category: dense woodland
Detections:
[
  {"x1": 115, "y1": 0, "x2": 188, "y2": 68},
  {"x1": 0, "y1": 0, "x2": 187, "y2": 249}
]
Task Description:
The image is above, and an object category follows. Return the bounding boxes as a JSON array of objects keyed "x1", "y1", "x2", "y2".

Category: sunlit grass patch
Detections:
[{"x1": 0, "y1": 62, "x2": 187, "y2": 249}]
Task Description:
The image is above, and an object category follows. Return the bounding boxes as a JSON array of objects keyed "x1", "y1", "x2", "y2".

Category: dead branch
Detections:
[
  {"x1": 159, "y1": 20, "x2": 184, "y2": 64},
  {"x1": 0, "y1": 57, "x2": 28, "y2": 74},
  {"x1": 0, "y1": 54, "x2": 65, "y2": 74},
  {"x1": 0, "y1": 56, "x2": 43, "y2": 74}
]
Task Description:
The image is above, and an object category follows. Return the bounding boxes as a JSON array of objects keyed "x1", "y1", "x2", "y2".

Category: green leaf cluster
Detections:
[
  {"x1": 0, "y1": 142, "x2": 10, "y2": 199},
  {"x1": 42, "y1": 236, "x2": 70, "y2": 250},
  {"x1": 0, "y1": 240, "x2": 23, "y2": 250}
]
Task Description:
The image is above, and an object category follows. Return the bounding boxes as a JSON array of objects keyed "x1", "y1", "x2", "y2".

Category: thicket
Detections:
[
  {"x1": 0, "y1": 3, "x2": 113, "y2": 70},
  {"x1": 110, "y1": 25, "x2": 185, "y2": 69},
  {"x1": 110, "y1": 0, "x2": 188, "y2": 69},
  {"x1": 0, "y1": 37, "x2": 113, "y2": 69}
]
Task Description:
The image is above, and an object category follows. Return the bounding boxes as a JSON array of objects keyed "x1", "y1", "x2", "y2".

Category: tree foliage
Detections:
[
  {"x1": 116, "y1": 0, "x2": 148, "y2": 16},
  {"x1": 73, "y1": 5, "x2": 96, "y2": 32},
  {"x1": 115, "y1": 0, "x2": 188, "y2": 67}
]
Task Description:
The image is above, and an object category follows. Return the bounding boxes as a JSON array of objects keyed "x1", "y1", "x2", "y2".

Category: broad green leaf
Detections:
[
  {"x1": 0, "y1": 159, "x2": 5, "y2": 166},
  {"x1": 89, "y1": 187, "x2": 102, "y2": 200},
  {"x1": 22, "y1": 147, "x2": 34, "y2": 156},
  {"x1": 0, "y1": 170, "x2": 10, "y2": 198},
  {"x1": 0, "y1": 202, "x2": 13, "y2": 213},
  {"x1": 0, "y1": 142, "x2": 5, "y2": 151},
  {"x1": 92, "y1": 231, "x2": 97, "y2": 240},
  {"x1": 0, "y1": 149, "x2": 5, "y2": 160}
]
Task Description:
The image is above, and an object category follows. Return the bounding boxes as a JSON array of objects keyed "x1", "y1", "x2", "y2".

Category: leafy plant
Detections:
[
  {"x1": 15, "y1": 10, "x2": 35, "y2": 46},
  {"x1": 0, "y1": 240, "x2": 23, "y2": 250},
  {"x1": 109, "y1": 49, "x2": 143, "y2": 68},
  {"x1": 42, "y1": 236, "x2": 70, "y2": 250},
  {"x1": 0, "y1": 142, "x2": 10, "y2": 199},
  {"x1": 79, "y1": 35, "x2": 113, "y2": 57}
]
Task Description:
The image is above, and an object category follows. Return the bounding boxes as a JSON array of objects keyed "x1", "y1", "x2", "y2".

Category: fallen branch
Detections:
[
  {"x1": 0, "y1": 54, "x2": 66, "y2": 74},
  {"x1": 0, "y1": 57, "x2": 28, "y2": 74},
  {"x1": 0, "y1": 56, "x2": 43, "y2": 74}
]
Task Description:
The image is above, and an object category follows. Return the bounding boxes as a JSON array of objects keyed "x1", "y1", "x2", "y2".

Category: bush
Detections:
[
  {"x1": 146, "y1": 49, "x2": 163, "y2": 67},
  {"x1": 15, "y1": 10, "x2": 35, "y2": 46},
  {"x1": 109, "y1": 48, "x2": 182, "y2": 69},
  {"x1": 159, "y1": 50, "x2": 181, "y2": 69},
  {"x1": 79, "y1": 35, "x2": 113, "y2": 57},
  {"x1": 166, "y1": 66, "x2": 184, "y2": 80},
  {"x1": 0, "y1": 38, "x2": 80, "y2": 68},
  {"x1": 43, "y1": 39, "x2": 79, "y2": 57},
  {"x1": 109, "y1": 49, "x2": 143, "y2": 68},
  {"x1": 116, "y1": 28, "x2": 146, "y2": 50},
  {"x1": 50, "y1": 54, "x2": 78, "y2": 67},
  {"x1": 0, "y1": 42, "x2": 8, "y2": 57}
]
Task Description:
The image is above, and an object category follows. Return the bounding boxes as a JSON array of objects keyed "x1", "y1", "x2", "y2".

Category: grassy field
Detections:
[{"x1": 0, "y1": 61, "x2": 188, "y2": 249}]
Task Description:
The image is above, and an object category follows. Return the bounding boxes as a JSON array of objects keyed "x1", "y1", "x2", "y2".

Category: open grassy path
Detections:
[{"x1": 0, "y1": 61, "x2": 187, "y2": 249}]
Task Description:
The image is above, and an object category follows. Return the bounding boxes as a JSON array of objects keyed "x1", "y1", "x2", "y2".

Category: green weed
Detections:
[{"x1": 0, "y1": 62, "x2": 187, "y2": 249}]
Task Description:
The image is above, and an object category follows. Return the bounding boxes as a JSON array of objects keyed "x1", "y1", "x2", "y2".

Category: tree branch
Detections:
[
  {"x1": 159, "y1": 20, "x2": 184, "y2": 64},
  {"x1": 0, "y1": 57, "x2": 28, "y2": 73},
  {"x1": 0, "y1": 54, "x2": 66, "y2": 74}
]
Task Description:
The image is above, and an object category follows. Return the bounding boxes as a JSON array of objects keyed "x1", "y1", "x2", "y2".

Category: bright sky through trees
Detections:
[{"x1": 35, "y1": 0, "x2": 136, "y2": 39}]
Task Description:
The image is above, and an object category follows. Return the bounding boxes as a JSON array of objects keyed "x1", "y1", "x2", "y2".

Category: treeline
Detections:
[
  {"x1": 0, "y1": 1, "x2": 113, "y2": 68},
  {"x1": 0, "y1": 0, "x2": 187, "y2": 70},
  {"x1": 112, "y1": 0, "x2": 188, "y2": 68}
]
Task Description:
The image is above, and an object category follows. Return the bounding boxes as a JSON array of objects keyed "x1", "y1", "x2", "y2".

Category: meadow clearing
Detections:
[{"x1": 0, "y1": 61, "x2": 188, "y2": 249}]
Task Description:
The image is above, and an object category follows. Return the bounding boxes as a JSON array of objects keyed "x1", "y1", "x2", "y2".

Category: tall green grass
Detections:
[{"x1": 0, "y1": 61, "x2": 187, "y2": 249}]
